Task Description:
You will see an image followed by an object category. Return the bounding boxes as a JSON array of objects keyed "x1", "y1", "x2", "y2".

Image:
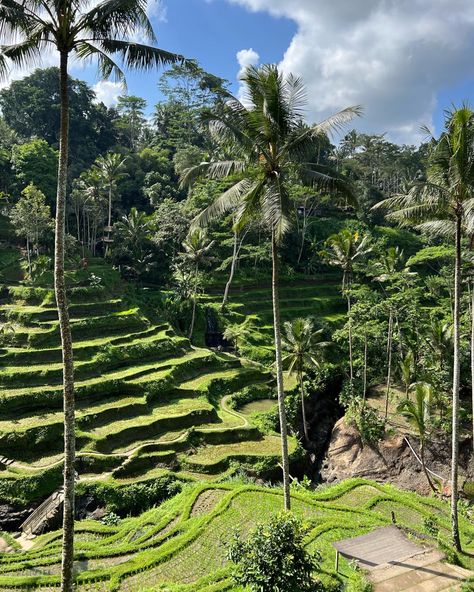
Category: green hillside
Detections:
[
  {"x1": 0, "y1": 254, "x2": 298, "y2": 505},
  {"x1": 0, "y1": 479, "x2": 473, "y2": 590}
]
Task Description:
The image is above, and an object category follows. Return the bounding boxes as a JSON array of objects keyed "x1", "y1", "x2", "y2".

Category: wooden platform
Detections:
[
  {"x1": 333, "y1": 525, "x2": 424, "y2": 569},
  {"x1": 333, "y1": 526, "x2": 473, "y2": 591}
]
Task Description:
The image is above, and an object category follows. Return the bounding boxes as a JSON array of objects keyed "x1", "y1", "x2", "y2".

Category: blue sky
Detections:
[
  {"x1": 5, "y1": 0, "x2": 474, "y2": 145},
  {"x1": 81, "y1": 0, "x2": 296, "y2": 113},
  {"x1": 86, "y1": 0, "x2": 474, "y2": 145}
]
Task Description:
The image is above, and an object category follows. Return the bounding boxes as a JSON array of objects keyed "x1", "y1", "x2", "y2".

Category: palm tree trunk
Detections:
[
  {"x1": 471, "y1": 280, "x2": 474, "y2": 452},
  {"x1": 363, "y1": 334, "x2": 368, "y2": 403},
  {"x1": 105, "y1": 185, "x2": 112, "y2": 257},
  {"x1": 299, "y1": 370, "x2": 309, "y2": 443},
  {"x1": 26, "y1": 237, "x2": 32, "y2": 278},
  {"x1": 420, "y1": 440, "x2": 436, "y2": 494},
  {"x1": 384, "y1": 309, "x2": 393, "y2": 421},
  {"x1": 451, "y1": 214, "x2": 462, "y2": 551},
  {"x1": 347, "y1": 291, "x2": 354, "y2": 383},
  {"x1": 56, "y1": 52, "x2": 76, "y2": 592},
  {"x1": 188, "y1": 262, "x2": 199, "y2": 341},
  {"x1": 221, "y1": 228, "x2": 238, "y2": 312},
  {"x1": 271, "y1": 233, "x2": 291, "y2": 510}
]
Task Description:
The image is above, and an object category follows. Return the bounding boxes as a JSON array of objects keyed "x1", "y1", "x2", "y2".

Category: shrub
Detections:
[
  {"x1": 345, "y1": 398, "x2": 385, "y2": 445},
  {"x1": 346, "y1": 570, "x2": 373, "y2": 592},
  {"x1": 78, "y1": 475, "x2": 183, "y2": 515},
  {"x1": 227, "y1": 511, "x2": 323, "y2": 592}
]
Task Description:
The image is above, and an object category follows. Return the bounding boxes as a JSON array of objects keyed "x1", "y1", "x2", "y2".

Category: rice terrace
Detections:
[{"x1": 0, "y1": 0, "x2": 473, "y2": 590}]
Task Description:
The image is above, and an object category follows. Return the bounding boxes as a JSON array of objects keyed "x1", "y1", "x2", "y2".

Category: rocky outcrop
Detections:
[
  {"x1": 321, "y1": 418, "x2": 473, "y2": 495},
  {"x1": 0, "y1": 504, "x2": 32, "y2": 531}
]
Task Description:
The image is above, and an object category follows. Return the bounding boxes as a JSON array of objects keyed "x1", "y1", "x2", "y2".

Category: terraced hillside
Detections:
[
  {"x1": 0, "y1": 257, "x2": 298, "y2": 505},
  {"x1": 0, "y1": 479, "x2": 473, "y2": 590},
  {"x1": 203, "y1": 277, "x2": 345, "y2": 360}
]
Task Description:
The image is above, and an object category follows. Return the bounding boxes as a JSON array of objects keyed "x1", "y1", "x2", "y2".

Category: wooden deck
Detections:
[
  {"x1": 333, "y1": 526, "x2": 473, "y2": 591},
  {"x1": 333, "y1": 525, "x2": 424, "y2": 569}
]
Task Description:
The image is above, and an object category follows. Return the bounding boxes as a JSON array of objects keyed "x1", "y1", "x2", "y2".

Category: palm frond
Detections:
[
  {"x1": 415, "y1": 220, "x2": 455, "y2": 238},
  {"x1": 312, "y1": 105, "x2": 363, "y2": 137},
  {"x1": 191, "y1": 178, "x2": 255, "y2": 230},
  {"x1": 98, "y1": 38, "x2": 186, "y2": 71},
  {"x1": 79, "y1": 0, "x2": 156, "y2": 42},
  {"x1": 75, "y1": 41, "x2": 125, "y2": 83}
]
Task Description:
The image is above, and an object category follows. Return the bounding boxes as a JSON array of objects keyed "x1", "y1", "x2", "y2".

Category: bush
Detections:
[
  {"x1": 346, "y1": 570, "x2": 373, "y2": 592},
  {"x1": 345, "y1": 397, "x2": 385, "y2": 446},
  {"x1": 78, "y1": 475, "x2": 183, "y2": 515},
  {"x1": 227, "y1": 511, "x2": 323, "y2": 592}
]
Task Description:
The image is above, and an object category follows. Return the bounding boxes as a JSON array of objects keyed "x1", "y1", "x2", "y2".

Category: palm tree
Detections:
[
  {"x1": 282, "y1": 317, "x2": 331, "y2": 443},
  {"x1": 183, "y1": 64, "x2": 361, "y2": 509},
  {"x1": 399, "y1": 349, "x2": 415, "y2": 399},
  {"x1": 375, "y1": 106, "x2": 474, "y2": 551},
  {"x1": 398, "y1": 382, "x2": 437, "y2": 493},
  {"x1": 180, "y1": 229, "x2": 214, "y2": 341},
  {"x1": 93, "y1": 153, "x2": 128, "y2": 256},
  {"x1": 323, "y1": 230, "x2": 371, "y2": 383},
  {"x1": 0, "y1": 4, "x2": 186, "y2": 588},
  {"x1": 223, "y1": 317, "x2": 253, "y2": 355},
  {"x1": 372, "y1": 245, "x2": 407, "y2": 419}
]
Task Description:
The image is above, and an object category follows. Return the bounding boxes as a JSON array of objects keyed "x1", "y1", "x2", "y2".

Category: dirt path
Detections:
[{"x1": 371, "y1": 550, "x2": 473, "y2": 591}]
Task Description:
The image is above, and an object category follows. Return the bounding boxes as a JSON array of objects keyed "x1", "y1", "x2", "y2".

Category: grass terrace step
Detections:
[
  {"x1": 0, "y1": 324, "x2": 174, "y2": 366},
  {"x1": 89, "y1": 397, "x2": 217, "y2": 453},
  {"x1": 0, "y1": 479, "x2": 472, "y2": 590},
  {"x1": 2, "y1": 299, "x2": 124, "y2": 324},
  {"x1": 0, "y1": 348, "x2": 216, "y2": 414},
  {"x1": 0, "y1": 332, "x2": 184, "y2": 387},
  {"x1": 179, "y1": 434, "x2": 297, "y2": 474}
]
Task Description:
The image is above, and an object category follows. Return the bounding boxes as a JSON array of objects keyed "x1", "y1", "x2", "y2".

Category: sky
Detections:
[{"x1": 3, "y1": 0, "x2": 474, "y2": 145}]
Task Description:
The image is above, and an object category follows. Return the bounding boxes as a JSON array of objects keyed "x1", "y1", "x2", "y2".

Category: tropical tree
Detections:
[
  {"x1": 375, "y1": 106, "x2": 474, "y2": 551},
  {"x1": 399, "y1": 349, "x2": 415, "y2": 399},
  {"x1": 9, "y1": 183, "x2": 53, "y2": 276},
  {"x1": 180, "y1": 229, "x2": 214, "y2": 341},
  {"x1": 223, "y1": 317, "x2": 253, "y2": 354},
  {"x1": 282, "y1": 317, "x2": 331, "y2": 443},
  {"x1": 92, "y1": 153, "x2": 128, "y2": 255},
  {"x1": 398, "y1": 382, "x2": 437, "y2": 493},
  {"x1": 183, "y1": 64, "x2": 360, "y2": 509},
  {"x1": 0, "y1": 3, "x2": 186, "y2": 588},
  {"x1": 323, "y1": 230, "x2": 371, "y2": 383}
]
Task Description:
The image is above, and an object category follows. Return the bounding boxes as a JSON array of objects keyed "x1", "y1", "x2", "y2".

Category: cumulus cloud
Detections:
[
  {"x1": 93, "y1": 80, "x2": 123, "y2": 107},
  {"x1": 227, "y1": 0, "x2": 474, "y2": 143},
  {"x1": 236, "y1": 48, "x2": 260, "y2": 101}
]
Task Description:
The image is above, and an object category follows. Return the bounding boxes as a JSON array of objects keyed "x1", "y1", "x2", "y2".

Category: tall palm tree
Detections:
[
  {"x1": 93, "y1": 153, "x2": 128, "y2": 256},
  {"x1": 282, "y1": 317, "x2": 331, "y2": 443},
  {"x1": 183, "y1": 64, "x2": 361, "y2": 509},
  {"x1": 323, "y1": 230, "x2": 371, "y2": 383},
  {"x1": 398, "y1": 382, "x2": 436, "y2": 493},
  {"x1": 0, "y1": 4, "x2": 185, "y2": 589},
  {"x1": 180, "y1": 229, "x2": 214, "y2": 341},
  {"x1": 375, "y1": 106, "x2": 474, "y2": 551}
]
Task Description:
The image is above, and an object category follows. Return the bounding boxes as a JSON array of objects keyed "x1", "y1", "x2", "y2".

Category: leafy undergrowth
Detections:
[{"x1": 0, "y1": 479, "x2": 473, "y2": 591}]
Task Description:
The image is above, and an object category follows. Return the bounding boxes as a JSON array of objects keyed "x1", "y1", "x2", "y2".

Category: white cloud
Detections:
[
  {"x1": 147, "y1": 0, "x2": 167, "y2": 21},
  {"x1": 227, "y1": 0, "x2": 474, "y2": 143},
  {"x1": 93, "y1": 80, "x2": 123, "y2": 107},
  {"x1": 236, "y1": 48, "x2": 260, "y2": 101}
]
